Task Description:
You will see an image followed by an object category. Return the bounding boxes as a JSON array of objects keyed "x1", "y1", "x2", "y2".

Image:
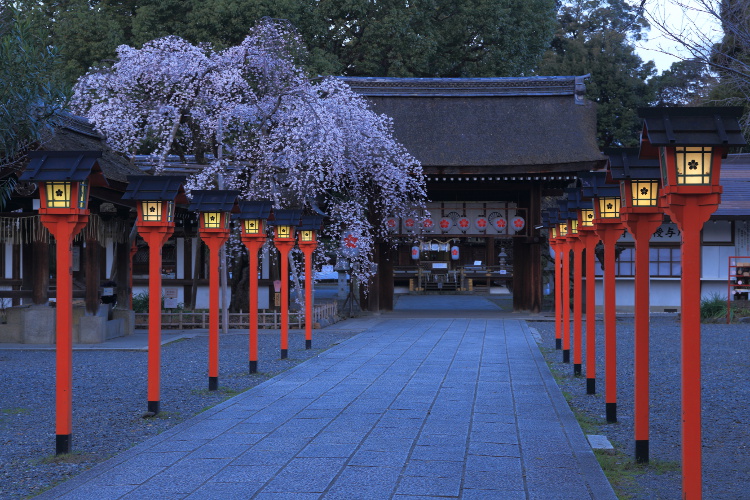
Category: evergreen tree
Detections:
[{"x1": 537, "y1": 0, "x2": 656, "y2": 148}]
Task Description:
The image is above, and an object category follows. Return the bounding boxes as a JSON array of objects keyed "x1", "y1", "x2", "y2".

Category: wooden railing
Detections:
[{"x1": 135, "y1": 302, "x2": 340, "y2": 330}]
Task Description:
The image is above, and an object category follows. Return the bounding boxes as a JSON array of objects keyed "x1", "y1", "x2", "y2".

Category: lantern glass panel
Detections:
[
  {"x1": 580, "y1": 209, "x2": 595, "y2": 227},
  {"x1": 167, "y1": 200, "x2": 175, "y2": 222},
  {"x1": 569, "y1": 219, "x2": 578, "y2": 234},
  {"x1": 244, "y1": 219, "x2": 260, "y2": 234},
  {"x1": 675, "y1": 146, "x2": 712, "y2": 185},
  {"x1": 203, "y1": 211, "x2": 222, "y2": 228},
  {"x1": 77, "y1": 181, "x2": 88, "y2": 210},
  {"x1": 45, "y1": 181, "x2": 72, "y2": 208},
  {"x1": 551, "y1": 226, "x2": 558, "y2": 238},
  {"x1": 300, "y1": 230, "x2": 314, "y2": 242},
  {"x1": 598, "y1": 197, "x2": 621, "y2": 218},
  {"x1": 276, "y1": 225, "x2": 292, "y2": 238},
  {"x1": 558, "y1": 222, "x2": 568, "y2": 237},
  {"x1": 631, "y1": 180, "x2": 660, "y2": 206},
  {"x1": 141, "y1": 201, "x2": 163, "y2": 222}
]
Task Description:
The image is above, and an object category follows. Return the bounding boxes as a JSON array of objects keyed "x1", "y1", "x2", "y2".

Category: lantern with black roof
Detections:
[
  {"x1": 123, "y1": 175, "x2": 187, "y2": 415},
  {"x1": 236, "y1": 200, "x2": 273, "y2": 374},
  {"x1": 638, "y1": 107, "x2": 747, "y2": 498},
  {"x1": 555, "y1": 198, "x2": 573, "y2": 365},
  {"x1": 579, "y1": 170, "x2": 623, "y2": 424},
  {"x1": 189, "y1": 190, "x2": 239, "y2": 391},
  {"x1": 268, "y1": 209, "x2": 302, "y2": 359},
  {"x1": 545, "y1": 207, "x2": 564, "y2": 352},
  {"x1": 298, "y1": 215, "x2": 324, "y2": 350},
  {"x1": 574, "y1": 174, "x2": 601, "y2": 397},
  {"x1": 19, "y1": 151, "x2": 107, "y2": 455},
  {"x1": 565, "y1": 188, "x2": 586, "y2": 378},
  {"x1": 606, "y1": 148, "x2": 664, "y2": 464}
]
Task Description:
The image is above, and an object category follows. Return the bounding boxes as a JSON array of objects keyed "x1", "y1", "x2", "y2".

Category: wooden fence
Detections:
[{"x1": 135, "y1": 302, "x2": 340, "y2": 330}]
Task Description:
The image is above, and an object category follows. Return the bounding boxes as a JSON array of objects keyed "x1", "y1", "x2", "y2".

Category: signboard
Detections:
[{"x1": 164, "y1": 287, "x2": 179, "y2": 309}]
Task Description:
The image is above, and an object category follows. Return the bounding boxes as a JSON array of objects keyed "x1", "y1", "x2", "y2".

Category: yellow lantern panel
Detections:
[
  {"x1": 299, "y1": 230, "x2": 314, "y2": 242},
  {"x1": 580, "y1": 209, "x2": 595, "y2": 227},
  {"x1": 551, "y1": 226, "x2": 558, "y2": 238},
  {"x1": 141, "y1": 201, "x2": 163, "y2": 221},
  {"x1": 45, "y1": 181, "x2": 72, "y2": 209},
  {"x1": 569, "y1": 219, "x2": 578, "y2": 234},
  {"x1": 675, "y1": 146, "x2": 712, "y2": 185},
  {"x1": 276, "y1": 225, "x2": 292, "y2": 238},
  {"x1": 598, "y1": 197, "x2": 621, "y2": 219},
  {"x1": 203, "y1": 211, "x2": 223, "y2": 228},
  {"x1": 558, "y1": 222, "x2": 568, "y2": 236},
  {"x1": 631, "y1": 180, "x2": 660, "y2": 207},
  {"x1": 244, "y1": 219, "x2": 260, "y2": 234}
]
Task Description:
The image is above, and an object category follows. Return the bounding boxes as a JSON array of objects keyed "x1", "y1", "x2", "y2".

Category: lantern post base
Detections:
[
  {"x1": 635, "y1": 440, "x2": 649, "y2": 464},
  {"x1": 306, "y1": 339, "x2": 312, "y2": 349},
  {"x1": 281, "y1": 349, "x2": 288, "y2": 359},
  {"x1": 587, "y1": 378, "x2": 596, "y2": 395},
  {"x1": 574, "y1": 364, "x2": 581, "y2": 376},
  {"x1": 249, "y1": 361, "x2": 257, "y2": 374},
  {"x1": 147, "y1": 400, "x2": 160, "y2": 415},
  {"x1": 555, "y1": 338, "x2": 561, "y2": 350},
  {"x1": 563, "y1": 349, "x2": 570, "y2": 363},
  {"x1": 606, "y1": 402, "x2": 617, "y2": 423},
  {"x1": 56, "y1": 434, "x2": 72, "y2": 456},
  {"x1": 209, "y1": 377, "x2": 218, "y2": 391}
]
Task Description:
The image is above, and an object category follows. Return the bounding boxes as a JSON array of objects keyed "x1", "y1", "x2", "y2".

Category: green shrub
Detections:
[{"x1": 700, "y1": 292, "x2": 726, "y2": 321}]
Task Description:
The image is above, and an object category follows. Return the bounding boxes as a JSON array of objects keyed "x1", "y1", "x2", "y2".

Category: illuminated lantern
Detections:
[
  {"x1": 512, "y1": 216, "x2": 525, "y2": 231},
  {"x1": 451, "y1": 246, "x2": 459, "y2": 260},
  {"x1": 457, "y1": 217, "x2": 471, "y2": 231},
  {"x1": 439, "y1": 218, "x2": 452, "y2": 231},
  {"x1": 475, "y1": 216, "x2": 488, "y2": 231},
  {"x1": 411, "y1": 245, "x2": 420, "y2": 260}
]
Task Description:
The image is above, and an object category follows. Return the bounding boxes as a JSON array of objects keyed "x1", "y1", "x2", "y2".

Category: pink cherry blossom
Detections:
[{"x1": 71, "y1": 19, "x2": 426, "y2": 286}]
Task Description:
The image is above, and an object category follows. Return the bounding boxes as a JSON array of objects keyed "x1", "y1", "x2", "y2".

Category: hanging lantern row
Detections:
[{"x1": 387, "y1": 214, "x2": 525, "y2": 233}]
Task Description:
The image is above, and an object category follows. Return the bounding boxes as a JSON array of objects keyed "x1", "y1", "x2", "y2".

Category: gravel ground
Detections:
[
  {"x1": 529, "y1": 315, "x2": 750, "y2": 499},
  {"x1": 0, "y1": 327, "x2": 359, "y2": 499}
]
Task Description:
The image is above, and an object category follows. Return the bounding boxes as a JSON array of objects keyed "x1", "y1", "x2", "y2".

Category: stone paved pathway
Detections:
[{"x1": 37, "y1": 317, "x2": 615, "y2": 499}]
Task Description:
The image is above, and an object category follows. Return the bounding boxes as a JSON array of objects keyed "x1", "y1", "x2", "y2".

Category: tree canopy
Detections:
[
  {"x1": 537, "y1": 0, "x2": 656, "y2": 148},
  {"x1": 71, "y1": 20, "x2": 427, "y2": 283},
  {"x1": 0, "y1": 5, "x2": 68, "y2": 168},
  {"x1": 32, "y1": 0, "x2": 558, "y2": 84}
]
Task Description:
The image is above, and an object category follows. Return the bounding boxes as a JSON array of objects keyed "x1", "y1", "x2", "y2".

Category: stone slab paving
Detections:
[{"x1": 37, "y1": 317, "x2": 615, "y2": 499}]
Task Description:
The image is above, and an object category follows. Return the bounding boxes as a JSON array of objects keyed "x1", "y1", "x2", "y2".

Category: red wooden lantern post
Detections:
[
  {"x1": 546, "y1": 209, "x2": 564, "y2": 351},
  {"x1": 123, "y1": 175, "x2": 187, "y2": 414},
  {"x1": 298, "y1": 215, "x2": 324, "y2": 350},
  {"x1": 270, "y1": 209, "x2": 302, "y2": 359},
  {"x1": 564, "y1": 199, "x2": 584, "y2": 376},
  {"x1": 189, "y1": 190, "x2": 239, "y2": 390},
  {"x1": 606, "y1": 149, "x2": 663, "y2": 463},
  {"x1": 237, "y1": 201, "x2": 272, "y2": 373},
  {"x1": 19, "y1": 151, "x2": 106, "y2": 455},
  {"x1": 555, "y1": 204, "x2": 571, "y2": 363},
  {"x1": 639, "y1": 107, "x2": 745, "y2": 498},
  {"x1": 584, "y1": 172, "x2": 625, "y2": 423},
  {"x1": 573, "y1": 184, "x2": 600, "y2": 393}
]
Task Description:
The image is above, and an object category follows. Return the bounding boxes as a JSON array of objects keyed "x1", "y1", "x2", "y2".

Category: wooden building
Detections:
[
  {"x1": 0, "y1": 113, "x2": 143, "y2": 342},
  {"x1": 342, "y1": 76, "x2": 606, "y2": 312}
]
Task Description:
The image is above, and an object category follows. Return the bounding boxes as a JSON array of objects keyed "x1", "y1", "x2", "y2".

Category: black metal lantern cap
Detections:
[
  {"x1": 123, "y1": 175, "x2": 188, "y2": 202},
  {"x1": 605, "y1": 148, "x2": 661, "y2": 180},
  {"x1": 557, "y1": 199, "x2": 576, "y2": 220},
  {"x1": 235, "y1": 200, "x2": 273, "y2": 220},
  {"x1": 19, "y1": 151, "x2": 107, "y2": 186},
  {"x1": 297, "y1": 215, "x2": 324, "y2": 231},
  {"x1": 268, "y1": 209, "x2": 302, "y2": 227},
  {"x1": 578, "y1": 170, "x2": 619, "y2": 198},
  {"x1": 547, "y1": 207, "x2": 560, "y2": 225},
  {"x1": 638, "y1": 107, "x2": 747, "y2": 158},
  {"x1": 188, "y1": 190, "x2": 240, "y2": 213}
]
